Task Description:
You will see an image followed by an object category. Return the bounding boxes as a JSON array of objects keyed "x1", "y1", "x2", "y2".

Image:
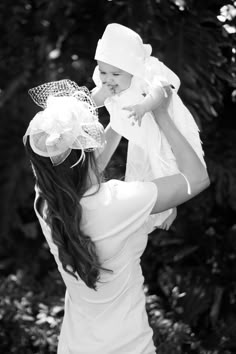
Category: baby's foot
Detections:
[{"x1": 158, "y1": 207, "x2": 177, "y2": 230}]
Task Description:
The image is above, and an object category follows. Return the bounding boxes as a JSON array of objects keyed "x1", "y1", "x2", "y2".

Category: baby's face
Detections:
[{"x1": 97, "y1": 61, "x2": 132, "y2": 95}]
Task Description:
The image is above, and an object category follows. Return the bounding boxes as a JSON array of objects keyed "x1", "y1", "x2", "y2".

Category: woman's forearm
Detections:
[
  {"x1": 96, "y1": 123, "x2": 122, "y2": 172},
  {"x1": 91, "y1": 87, "x2": 105, "y2": 108},
  {"x1": 153, "y1": 107, "x2": 209, "y2": 193}
]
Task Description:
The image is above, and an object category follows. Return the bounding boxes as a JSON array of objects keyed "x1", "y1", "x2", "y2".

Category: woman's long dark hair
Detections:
[{"x1": 25, "y1": 138, "x2": 107, "y2": 290}]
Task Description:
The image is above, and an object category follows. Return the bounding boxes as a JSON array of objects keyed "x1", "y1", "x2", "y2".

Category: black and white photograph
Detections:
[{"x1": 0, "y1": 1, "x2": 235, "y2": 353}]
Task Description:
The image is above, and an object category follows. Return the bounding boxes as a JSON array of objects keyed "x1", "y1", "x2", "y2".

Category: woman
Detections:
[{"x1": 24, "y1": 79, "x2": 209, "y2": 354}]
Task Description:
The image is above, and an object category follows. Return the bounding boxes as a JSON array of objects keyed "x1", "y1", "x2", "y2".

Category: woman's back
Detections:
[{"x1": 34, "y1": 179, "x2": 158, "y2": 353}]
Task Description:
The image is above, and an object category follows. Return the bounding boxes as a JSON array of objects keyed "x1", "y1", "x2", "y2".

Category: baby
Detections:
[
  {"x1": 93, "y1": 60, "x2": 167, "y2": 126},
  {"x1": 92, "y1": 23, "x2": 205, "y2": 231}
]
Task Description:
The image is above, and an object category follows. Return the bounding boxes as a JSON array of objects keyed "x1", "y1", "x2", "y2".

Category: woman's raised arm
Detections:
[
  {"x1": 95, "y1": 123, "x2": 122, "y2": 172},
  {"x1": 151, "y1": 90, "x2": 210, "y2": 214}
]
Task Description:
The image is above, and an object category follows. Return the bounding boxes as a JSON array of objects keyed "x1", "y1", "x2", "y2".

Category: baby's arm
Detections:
[{"x1": 123, "y1": 84, "x2": 168, "y2": 126}]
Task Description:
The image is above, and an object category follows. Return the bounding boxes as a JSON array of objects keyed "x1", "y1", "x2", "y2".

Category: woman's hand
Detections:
[{"x1": 153, "y1": 86, "x2": 173, "y2": 119}]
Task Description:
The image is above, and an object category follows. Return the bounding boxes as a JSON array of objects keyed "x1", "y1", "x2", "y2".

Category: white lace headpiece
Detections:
[{"x1": 23, "y1": 80, "x2": 105, "y2": 166}]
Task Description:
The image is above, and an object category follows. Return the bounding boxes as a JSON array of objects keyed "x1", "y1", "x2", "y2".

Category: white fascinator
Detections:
[{"x1": 23, "y1": 80, "x2": 105, "y2": 166}]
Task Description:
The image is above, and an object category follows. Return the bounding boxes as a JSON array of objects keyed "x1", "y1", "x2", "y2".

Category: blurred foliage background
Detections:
[{"x1": 0, "y1": 0, "x2": 236, "y2": 353}]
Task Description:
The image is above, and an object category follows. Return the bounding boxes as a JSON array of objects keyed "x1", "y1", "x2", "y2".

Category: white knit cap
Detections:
[{"x1": 94, "y1": 23, "x2": 152, "y2": 77}]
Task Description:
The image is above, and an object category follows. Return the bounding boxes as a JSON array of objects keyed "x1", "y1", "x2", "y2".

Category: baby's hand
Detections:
[
  {"x1": 158, "y1": 207, "x2": 177, "y2": 230},
  {"x1": 92, "y1": 84, "x2": 116, "y2": 107},
  {"x1": 101, "y1": 83, "x2": 116, "y2": 98},
  {"x1": 122, "y1": 104, "x2": 146, "y2": 127}
]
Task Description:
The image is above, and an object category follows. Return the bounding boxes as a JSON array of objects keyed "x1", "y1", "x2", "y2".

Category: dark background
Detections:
[{"x1": 0, "y1": 0, "x2": 236, "y2": 353}]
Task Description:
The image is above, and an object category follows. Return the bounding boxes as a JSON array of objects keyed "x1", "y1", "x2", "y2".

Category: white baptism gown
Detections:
[
  {"x1": 34, "y1": 179, "x2": 158, "y2": 353},
  {"x1": 93, "y1": 57, "x2": 206, "y2": 230}
]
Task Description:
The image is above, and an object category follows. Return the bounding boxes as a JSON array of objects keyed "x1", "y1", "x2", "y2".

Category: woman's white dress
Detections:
[{"x1": 34, "y1": 179, "x2": 158, "y2": 353}]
